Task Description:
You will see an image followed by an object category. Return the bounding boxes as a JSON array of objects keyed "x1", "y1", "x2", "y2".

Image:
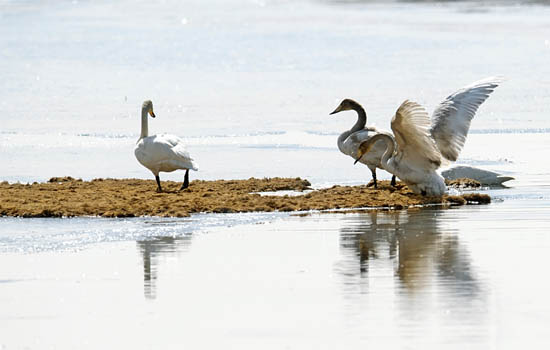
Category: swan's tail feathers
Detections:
[
  {"x1": 441, "y1": 165, "x2": 514, "y2": 186},
  {"x1": 185, "y1": 156, "x2": 198, "y2": 171},
  {"x1": 495, "y1": 176, "x2": 514, "y2": 185},
  {"x1": 171, "y1": 143, "x2": 198, "y2": 171},
  {"x1": 189, "y1": 161, "x2": 199, "y2": 171}
]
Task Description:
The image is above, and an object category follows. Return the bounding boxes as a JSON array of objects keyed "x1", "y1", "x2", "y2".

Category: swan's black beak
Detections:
[
  {"x1": 150, "y1": 111, "x2": 156, "y2": 118},
  {"x1": 354, "y1": 149, "x2": 366, "y2": 164},
  {"x1": 329, "y1": 106, "x2": 342, "y2": 115}
]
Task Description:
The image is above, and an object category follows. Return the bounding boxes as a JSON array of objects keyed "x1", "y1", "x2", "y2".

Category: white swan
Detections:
[
  {"x1": 355, "y1": 77, "x2": 501, "y2": 196},
  {"x1": 134, "y1": 100, "x2": 198, "y2": 192},
  {"x1": 330, "y1": 99, "x2": 396, "y2": 188},
  {"x1": 442, "y1": 165, "x2": 514, "y2": 186}
]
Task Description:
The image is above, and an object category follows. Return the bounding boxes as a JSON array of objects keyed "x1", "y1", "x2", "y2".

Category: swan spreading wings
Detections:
[
  {"x1": 135, "y1": 100, "x2": 198, "y2": 192},
  {"x1": 355, "y1": 77, "x2": 502, "y2": 196}
]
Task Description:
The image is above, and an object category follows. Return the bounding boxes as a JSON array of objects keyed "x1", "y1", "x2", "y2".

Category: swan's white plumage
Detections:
[
  {"x1": 431, "y1": 77, "x2": 502, "y2": 161},
  {"x1": 339, "y1": 129, "x2": 370, "y2": 158},
  {"x1": 338, "y1": 127, "x2": 385, "y2": 171},
  {"x1": 357, "y1": 77, "x2": 501, "y2": 196},
  {"x1": 392, "y1": 100, "x2": 442, "y2": 172},
  {"x1": 441, "y1": 165, "x2": 514, "y2": 186},
  {"x1": 134, "y1": 100, "x2": 197, "y2": 191},
  {"x1": 383, "y1": 101, "x2": 447, "y2": 195},
  {"x1": 135, "y1": 134, "x2": 198, "y2": 176}
]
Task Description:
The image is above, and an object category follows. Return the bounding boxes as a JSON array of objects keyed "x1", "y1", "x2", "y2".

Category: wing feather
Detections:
[
  {"x1": 137, "y1": 134, "x2": 198, "y2": 172},
  {"x1": 159, "y1": 134, "x2": 195, "y2": 164},
  {"x1": 392, "y1": 100, "x2": 443, "y2": 171},
  {"x1": 430, "y1": 77, "x2": 502, "y2": 161}
]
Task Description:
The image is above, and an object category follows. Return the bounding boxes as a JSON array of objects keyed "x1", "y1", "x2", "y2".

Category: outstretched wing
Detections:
[
  {"x1": 430, "y1": 77, "x2": 502, "y2": 162},
  {"x1": 391, "y1": 100, "x2": 443, "y2": 171}
]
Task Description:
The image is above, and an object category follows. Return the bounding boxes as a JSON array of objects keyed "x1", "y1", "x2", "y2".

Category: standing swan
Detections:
[
  {"x1": 355, "y1": 77, "x2": 501, "y2": 196},
  {"x1": 330, "y1": 99, "x2": 395, "y2": 188},
  {"x1": 135, "y1": 100, "x2": 198, "y2": 192}
]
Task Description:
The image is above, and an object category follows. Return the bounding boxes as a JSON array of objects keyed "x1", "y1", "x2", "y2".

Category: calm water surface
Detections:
[{"x1": 2, "y1": 199, "x2": 550, "y2": 348}]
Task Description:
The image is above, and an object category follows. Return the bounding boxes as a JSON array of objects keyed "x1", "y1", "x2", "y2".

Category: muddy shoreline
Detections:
[{"x1": 0, "y1": 177, "x2": 490, "y2": 218}]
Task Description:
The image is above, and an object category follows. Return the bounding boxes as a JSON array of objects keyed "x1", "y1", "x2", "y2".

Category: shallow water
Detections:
[
  {"x1": 2, "y1": 200, "x2": 550, "y2": 348},
  {"x1": 2, "y1": 0, "x2": 550, "y2": 348}
]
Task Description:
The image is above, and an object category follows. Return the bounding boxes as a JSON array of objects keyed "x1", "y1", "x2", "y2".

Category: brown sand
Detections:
[{"x1": 0, "y1": 177, "x2": 490, "y2": 218}]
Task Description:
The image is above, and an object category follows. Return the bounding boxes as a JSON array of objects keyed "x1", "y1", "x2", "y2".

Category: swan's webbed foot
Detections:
[
  {"x1": 155, "y1": 175, "x2": 163, "y2": 193},
  {"x1": 421, "y1": 190, "x2": 427, "y2": 196},
  {"x1": 390, "y1": 175, "x2": 396, "y2": 187},
  {"x1": 180, "y1": 169, "x2": 190, "y2": 191}
]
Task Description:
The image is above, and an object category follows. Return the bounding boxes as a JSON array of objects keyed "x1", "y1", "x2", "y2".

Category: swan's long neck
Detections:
[
  {"x1": 337, "y1": 103, "x2": 367, "y2": 154},
  {"x1": 350, "y1": 104, "x2": 367, "y2": 134},
  {"x1": 370, "y1": 133, "x2": 396, "y2": 171},
  {"x1": 337, "y1": 130, "x2": 352, "y2": 154},
  {"x1": 140, "y1": 107, "x2": 149, "y2": 140}
]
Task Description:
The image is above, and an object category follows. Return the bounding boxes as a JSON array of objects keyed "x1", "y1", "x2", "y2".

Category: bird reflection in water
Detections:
[
  {"x1": 137, "y1": 234, "x2": 193, "y2": 299},
  {"x1": 338, "y1": 208, "x2": 479, "y2": 295}
]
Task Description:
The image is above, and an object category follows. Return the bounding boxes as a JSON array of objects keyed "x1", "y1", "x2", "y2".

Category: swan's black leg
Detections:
[
  {"x1": 371, "y1": 169, "x2": 377, "y2": 189},
  {"x1": 390, "y1": 175, "x2": 396, "y2": 187},
  {"x1": 421, "y1": 190, "x2": 427, "y2": 196},
  {"x1": 180, "y1": 169, "x2": 189, "y2": 190},
  {"x1": 155, "y1": 175, "x2": 163, "y2": 192}
]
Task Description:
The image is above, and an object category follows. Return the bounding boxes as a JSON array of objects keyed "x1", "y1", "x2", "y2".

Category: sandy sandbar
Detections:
[{"x1": 0, "y1": 177, "x2": 490, "y2": 218}]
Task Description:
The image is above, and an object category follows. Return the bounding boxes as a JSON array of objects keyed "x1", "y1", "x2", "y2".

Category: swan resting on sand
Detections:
[
  {"x1": 134, "y1": 100, "x2": 198, "y2": 192},
  {"x1": 355, "y1": 77, "x2": 501, "y2": 196},
  {"x1": 330, "y1": 98, "x2": 396, "y2": 188},
  {"x1": 441, "y1": 165, "x2": 514, "y2": 186}
]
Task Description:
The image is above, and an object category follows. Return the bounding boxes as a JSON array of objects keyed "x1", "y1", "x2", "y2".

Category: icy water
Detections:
[{"x1": 1, "y1": 0, "x2": 550, "y2": 348}]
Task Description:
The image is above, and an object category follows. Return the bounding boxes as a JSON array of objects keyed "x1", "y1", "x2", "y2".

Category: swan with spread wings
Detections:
[{"x1": 355, "y1": 77, "x2": 501, "y2": 196}]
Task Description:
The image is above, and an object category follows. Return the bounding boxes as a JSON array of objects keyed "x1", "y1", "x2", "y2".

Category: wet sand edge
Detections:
[{"x1": 0, "y1": 177, "x2": 490, "y2": 218}]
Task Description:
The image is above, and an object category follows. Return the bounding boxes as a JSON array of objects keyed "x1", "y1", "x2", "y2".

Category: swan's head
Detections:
[
  {"x1": 354, "y1": 138, "x2": 376, "y2": 164},
  {"x1": 330, "y1": 99, "x2": 360, "y2": 115},
  {"x1": 142, "y1": 100, "x2": 156, "y2": 118}
]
